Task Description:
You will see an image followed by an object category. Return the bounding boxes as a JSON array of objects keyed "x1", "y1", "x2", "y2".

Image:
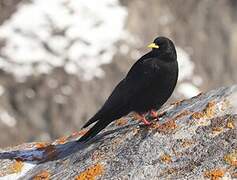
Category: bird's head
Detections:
[{"x1": 148, "y1": 36, "x2": 177, "y2": 61}]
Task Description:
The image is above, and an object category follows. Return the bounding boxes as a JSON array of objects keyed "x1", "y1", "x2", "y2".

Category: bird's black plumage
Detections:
[{"x1": 78, "y1": 36, "x2": 178, "y2": 142}]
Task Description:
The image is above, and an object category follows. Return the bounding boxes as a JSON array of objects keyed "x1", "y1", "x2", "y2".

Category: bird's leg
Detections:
[
  {"x1": 150, "y1": 109, "x2": 158, "y2": 119},
  {"x1": 135, "y1": 113, "x2": 151, "y2": 126},
  {"x1": 149, "y1": 110, "x2": 166, "y2": 120}
]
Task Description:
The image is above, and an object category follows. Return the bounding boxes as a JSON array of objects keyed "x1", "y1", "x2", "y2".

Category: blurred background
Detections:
[{"x1": 0, "y1": 0, "x2": 236, "y2": 147}]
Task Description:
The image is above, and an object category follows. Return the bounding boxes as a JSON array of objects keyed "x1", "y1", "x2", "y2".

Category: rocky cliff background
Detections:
[{"x1": 0, "y1": 0, "x2": 236, "y2": 147}]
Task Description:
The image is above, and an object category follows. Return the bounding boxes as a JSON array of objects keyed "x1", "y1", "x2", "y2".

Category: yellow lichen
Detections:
[
  {"x1": 224, "y1": 150, "x2": 237, "y2": 166},
  {"x1": 115, "y1": 118, "x2": 128, "y2": 126},
  {"x1": 191, "y1": 112, "x2": 204, "y2": 119},
  {"x1": 160, "y1": 154, "x2": 172, "y2": 163},
  {"x1": 154, "y1": 119, "x2": 177, "y2": 133},
  {"x1": 192, "y1": 101, "x2": 216, "y2": 120},
  {"x1": 180, "y1": 139, "x2": 194, "y2": 148},
  {"x1": 33, "y1": 170, "x2": 50, "y2": 180},
  {"x1": 173, "y1": 110, "x2": 191, "y2": 121},
  {"x1": 205, "y1": 101, "x2": 216, "y2": 118},
  {"x1": 204, "y1": 168, "x2": 225, "y2": 180},
  {"x1": 210, "y1": 127, "x2": 224, "y2": 137},
  {"x1": 10, "y1": 160, "x2": 23, "y2": 174},
  {"x1": 226, "y1": 120, "x2": 235, "y2": 129},
  {"x1": 75, "y1": 164, "x2": 104, "y2": 180},
  {"x1": 212, "y1": 127, "x2": 223, "y2": 133}
]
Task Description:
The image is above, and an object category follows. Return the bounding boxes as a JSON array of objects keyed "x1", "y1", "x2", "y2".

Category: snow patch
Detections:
[
  {"x1": 177, "y1": 47, "x2": 194, "y2": 82},
  {"x1": 176, "y1": 47, "x2": 202, "y2": 98},
  {"x1": 177, "y1": 82, "x2": 200, "y2": 98},
  {"x1": 0, "y1": 0, "x2": 128, "y2": 80},
  {"x1": 0, "y1": 111, "x2": 16, "y2": 127}
]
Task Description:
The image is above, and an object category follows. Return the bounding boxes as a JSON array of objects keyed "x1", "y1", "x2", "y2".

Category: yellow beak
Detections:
[{"x1": 148, "y1": 43, "x2": 159, "y2": 49}]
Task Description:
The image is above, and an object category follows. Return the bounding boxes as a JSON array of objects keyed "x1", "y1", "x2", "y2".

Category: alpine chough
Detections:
[{"x1": 78, "y1": 36, "x2": 178, "y2": 142}]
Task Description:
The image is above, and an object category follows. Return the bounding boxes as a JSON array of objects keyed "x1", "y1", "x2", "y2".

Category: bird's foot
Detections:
[
  {"x1": 150, "y1": 109, "x2": 158, "y2": 118},
  {"x1": 135, "y1": 113, "x2": 151, "y2": 126},
  {"x1": 149, "y1": 110, "x2": 166, "y2": 120},
  {"x1": 141, "y1": 117, "x2": 151, "y2": 126}
]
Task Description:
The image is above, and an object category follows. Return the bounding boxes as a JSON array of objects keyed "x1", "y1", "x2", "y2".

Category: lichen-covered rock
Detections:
[{"x1": 0, "y1": 85, "x2": 237, "y2": 179}]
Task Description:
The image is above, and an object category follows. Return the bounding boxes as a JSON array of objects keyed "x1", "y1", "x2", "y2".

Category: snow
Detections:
[
  {"x1": 176, "y1": 47, "x2": 202, "y2": 98},
  {"x1": 176, "y1": 47, "x2": 195, "y2": 82},
  {"x1": 0, "y1": 111, "x2": 16, "y2": 127},
  {"x1": 0, "y1": 0, "x2": 127, "y2": 80},
  {"x1": 177, "y1": 82, "x2": 200, "y2": 98}
]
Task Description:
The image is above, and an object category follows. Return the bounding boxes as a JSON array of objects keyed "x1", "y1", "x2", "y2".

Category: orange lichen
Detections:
[
  {"x1": 0, "y1": 161, "x2": 23, "y2": 177},
  {"x1": 151, "y1": 123, "x2": 160, "y2": 129},
  {"x1": 55, "y1": 136, "x2": 68, "y2": 145},
  {"x1": 204, "y1": 168, "x2": 225, "y2": 180},
  {"x1": 191, "y1": 112, "x2": 204, "y2": 119},
  {"x1": 10, "y1": 160, "x2": 23, "y2": 174},
  {"x1": 75, "y1": 164, "x2": 104, "y2": 180},
  {"x1": 173, "y1": 110, "x2": 191, "y2": 121},
  {"x1": 170, "y1": 99, "x2": 185, "y2": 106},
  {"x1": 160, "y1": 154, "x2": 172, "y2": 163},
  {"x1": 35, "y1": 142, "x2": 50, "y2": 149},
  {"x1": 205, "y1": 101, "x2": 216, "y2": 118},
  {"x1": 78, "y1": 129, "x2": 89, "y2": 136},
  {"x1": 180, "y1": 139, "x2": 194, "y2": 148},
  {"x1": 192, "y1": 101, "x2": 216, "y2": 120},
  {"x1": 154, "y1": 120, "x2": 177, "y2": 133},
  {"x1": 115, "y1": 118, "x2": 128, "y2": 126},
  {"x1": 69, "y1": 130, "x2": 89, "y2": 139},
  {"x1": 224, "y1": 150, "x2": 237, "y2": 166},
  {"x1": 33, "y1": 170, "x2": 50, "y2": 180},
  {"x1": 212, "y1": 127, "x2": 223, "y2": 132}
]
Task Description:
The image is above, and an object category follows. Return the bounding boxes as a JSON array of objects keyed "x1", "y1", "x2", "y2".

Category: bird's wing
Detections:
[
  {"x1": 79, "y1": 57, "x2": 159, "y2": 142},
  {"x1": 104, "y1": 58, "x2": 159, "y2": 109},
  {"x1": 82, "y1": 57, "x2": 159, "y2": 128}
]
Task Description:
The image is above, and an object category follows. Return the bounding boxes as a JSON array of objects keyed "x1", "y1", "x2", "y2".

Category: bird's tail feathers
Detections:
[
  {"x1": 78, "y1": 119, "x2": 111, "y2": 143},
  {"x1": 82, "y1": 114, "x2": 100, "y2": 129}
]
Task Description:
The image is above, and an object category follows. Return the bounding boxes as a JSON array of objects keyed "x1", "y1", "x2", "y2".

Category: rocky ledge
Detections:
[{"x1": 0, "y1": 85, "x2": 237, "y2": 179}]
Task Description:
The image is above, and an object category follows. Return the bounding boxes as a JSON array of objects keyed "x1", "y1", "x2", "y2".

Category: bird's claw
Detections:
[
  {"x1": 150, "y1": 110, "x2": 159, "y2": 119},
  {"x1": 134, "y1": 113, "x2": 152, "y2": 126},
  {"x1": 141, "y1": 117, "x2": 151, "y2": 126}
]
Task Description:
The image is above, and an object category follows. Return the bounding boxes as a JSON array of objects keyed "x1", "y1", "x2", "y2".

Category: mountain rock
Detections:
[{"x1": 0, "y1": 85, "x2": 236, "y2": 179}]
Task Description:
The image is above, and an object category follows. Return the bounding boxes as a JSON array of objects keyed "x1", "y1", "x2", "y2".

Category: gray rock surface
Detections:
[{"x1": 0, "y1": 85, "x2": 236, "y2": 179}]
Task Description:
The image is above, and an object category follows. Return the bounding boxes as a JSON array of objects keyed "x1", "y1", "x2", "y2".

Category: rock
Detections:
[
  {"x1": 1, "y1": 0, "x2": 237, "y2": 147},
  {"x1": 0, "y1": 85, "x2": 236, "y2": 179}
]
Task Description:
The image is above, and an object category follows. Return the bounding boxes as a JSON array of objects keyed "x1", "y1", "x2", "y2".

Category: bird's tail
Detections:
[
  {"x1": 82, "y1": 115, "x2": 98, "y2": 129},
  {"x1": 77, "y1": 119, "x2": 111, "y2": 143}
]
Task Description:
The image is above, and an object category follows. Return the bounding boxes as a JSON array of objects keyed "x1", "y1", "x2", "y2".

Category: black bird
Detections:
[{"x1": 78, "y1": 36, "x2": 178, "y2": 142}]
